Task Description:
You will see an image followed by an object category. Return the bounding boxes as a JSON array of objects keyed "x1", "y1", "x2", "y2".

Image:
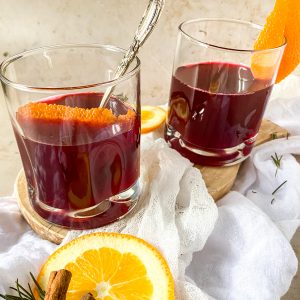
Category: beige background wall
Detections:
[{"x1": 0, "y1": 0, "x2": 274, "y2": 104}]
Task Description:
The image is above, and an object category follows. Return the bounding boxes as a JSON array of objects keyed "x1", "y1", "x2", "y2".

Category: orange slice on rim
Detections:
[
  {"x1": 254, "y1": 0, "x2": 300, "y2": 83},
  {"x1": 141, "y1": 106, "x2": 166, "y2": 134},
  {"x1": 37, "y1": 232, "x2": 174, "y2": 300}
]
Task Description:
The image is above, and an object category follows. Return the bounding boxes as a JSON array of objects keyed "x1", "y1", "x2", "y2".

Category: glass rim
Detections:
[
  {"x1": 0, "y1": 43, "x2": 141, "y2": 92},
  {"x1": 179, "y1": 18, "x2": 287, "y2": 53}
]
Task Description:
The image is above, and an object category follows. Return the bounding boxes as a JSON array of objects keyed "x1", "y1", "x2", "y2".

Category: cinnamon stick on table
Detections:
[
  {"x1": 44, "y1": 269, "x2": 72, "y2": 300},
  {"x1": 80, "y1": 292, "x2": 96, "y2": 300}
]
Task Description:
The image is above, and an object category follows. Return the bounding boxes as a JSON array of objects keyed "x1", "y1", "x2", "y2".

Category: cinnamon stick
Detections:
[
  {"x1": 44, "y1": 269, "x2": 72, "y2": 300},
  {"x1": 80, "y1": 292, "x2": 96, "y2": 300}
]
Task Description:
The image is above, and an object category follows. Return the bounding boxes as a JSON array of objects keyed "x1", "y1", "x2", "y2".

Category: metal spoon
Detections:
[{"x1": 99, "y1": 0, "x2": 165, "y2": 108}]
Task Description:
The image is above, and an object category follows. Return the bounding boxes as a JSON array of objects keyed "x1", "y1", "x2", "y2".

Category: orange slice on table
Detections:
[
  {"x1": 37, "y1": 232, "x2": 174, "y2": 300},
  {"x1": 141, "y1": 106, "x2": 166, "y2": 134},
  {"x1": 253, "y1": 0, "x2": 300, "y2": 83}
]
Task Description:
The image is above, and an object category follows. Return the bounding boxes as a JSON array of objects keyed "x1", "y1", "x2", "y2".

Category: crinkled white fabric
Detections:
[
  {"x1": 0, "y1": 197, "x2": 56, "y2": 294},
  {"x1": 0, "y1": 138, "x2": 218, "y2": 299},
  {"x1": 63, "y1": 138, "x2": 218, "y2": 299},
  {"x1": 234, "y1": 137, "x2": 300, "y2": 240},
  {"x1": 265, "y1": 75, "x2": 300, "y2": 136},
  {"x1": 187, "y1": 192, "x2": 298, "y2": 300}
]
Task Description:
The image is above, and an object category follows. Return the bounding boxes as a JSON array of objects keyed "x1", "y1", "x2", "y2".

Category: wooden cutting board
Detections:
[
  {"x1": 197, "y1": 119, "x2": 289, "y2": 200},
  {"x1": 16, "y1": 119, "x2": 289, "y2": 244}
]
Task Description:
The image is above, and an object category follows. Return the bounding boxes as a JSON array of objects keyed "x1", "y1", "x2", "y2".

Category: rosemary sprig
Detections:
[
  {"x1": 271, "y1": 180, "x2": 287, "y2": 205},
  {"x1": 272, "y1": 180, "x2": 287, "y2": 195},
  {"x1": 270, "y1": 132, "x2": 278, "y2": 140},
  {"x1": 0, "y1": 273, "x2": 45, "y2": 300},
  {"x1": 271, "y1": 152, "x2": 283, "y2": 177}
]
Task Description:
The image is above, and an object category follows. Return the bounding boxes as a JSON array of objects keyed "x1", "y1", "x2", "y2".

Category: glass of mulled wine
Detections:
[
  {"x1": 165, "y1": 18, "x2": 286, "y2": 166},
  {"x1": 0, "y1": 45, "x2": 141, "y2": 229}
]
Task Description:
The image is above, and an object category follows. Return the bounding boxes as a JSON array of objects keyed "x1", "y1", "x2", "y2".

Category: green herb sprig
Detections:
[
  {"x1": 0, "y1": 273, "x2": 45, "y2": 300},
  {"x1": 271, "y1": 152, "x2": 283, "y2": 177},
  {"x1": 270, "y1": 132, "x2": 278, "y2": 140},
  {"x1": 271, "y1": 180, "x2": 287, "y2": 205}
]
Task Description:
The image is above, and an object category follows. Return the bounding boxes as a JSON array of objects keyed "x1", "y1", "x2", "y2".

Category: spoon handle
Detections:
[{"x1": 99, "y1": 0, "x2": 165, "y2": 108}]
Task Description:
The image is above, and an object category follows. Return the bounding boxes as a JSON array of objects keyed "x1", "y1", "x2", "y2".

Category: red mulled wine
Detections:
[
  {"x1": 14, "y1": 92, "x2": 140, "y2": 229},
  {"x1": 165, "y1": 62, "x2": 273, "y2": 165}
]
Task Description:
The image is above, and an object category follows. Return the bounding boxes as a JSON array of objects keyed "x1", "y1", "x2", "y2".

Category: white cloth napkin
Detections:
[
  {"x1": 235, "y1": 137, "x2": 300, "y2": 240},
  {"x1": 0, "y1": 197, "x2": 56, "y2": 292},
  {"x1": 187, "y1": 192, "x2": 298, "y2": 300},
  {"x1": 63, "y1": 138, "x2": 218, "y2": 299},
  {"x1": 0, "y1": 138, "x2": 218, "y2": 299}
]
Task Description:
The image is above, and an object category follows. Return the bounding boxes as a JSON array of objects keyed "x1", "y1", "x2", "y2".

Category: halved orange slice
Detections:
[
  {"x1": 254, "y1": 0, "x2": 300, "y2": 83},
  {"x1": 37, "y1": 232, "x2": 174, "y2": 300},
  {"x1": 141, "y1": 106, "x2": 166, "y2": 134}
]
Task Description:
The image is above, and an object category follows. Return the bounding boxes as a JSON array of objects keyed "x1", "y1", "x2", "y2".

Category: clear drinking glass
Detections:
[
  {"x1": 165, "y1": 18, "x2": 286, "y2": 166},
  {"x1": 0, "y1": 44, "x2": 141, "y2": 229}
]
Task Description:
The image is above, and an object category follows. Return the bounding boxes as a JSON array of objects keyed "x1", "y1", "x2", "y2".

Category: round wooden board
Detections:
[
  {"x1": 16, "y1": 119, "x2": 288, "y2": 245},
  {"x1": 16, "y1": 170, "x2": 68, "y2": 244}
]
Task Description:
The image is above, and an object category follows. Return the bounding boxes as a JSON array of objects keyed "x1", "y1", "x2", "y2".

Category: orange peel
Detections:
[
  {"x1": 254, "y1": 0, "x2": 300, "y2": 83},
  {"x1": 17, "y1": 102, "x2": 135, "y2": 127}
]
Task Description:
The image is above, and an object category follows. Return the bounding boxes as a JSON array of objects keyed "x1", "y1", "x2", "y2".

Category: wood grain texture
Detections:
[
  {"x1": 16, "y1": 119, "x2": 289, "y2": 244},
  {"x1": 196, "y1": 119, "x2": 289, "y2": 201},
  {"x1": 16, "y1": 171, "x2": 68, "y2": 244}
]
